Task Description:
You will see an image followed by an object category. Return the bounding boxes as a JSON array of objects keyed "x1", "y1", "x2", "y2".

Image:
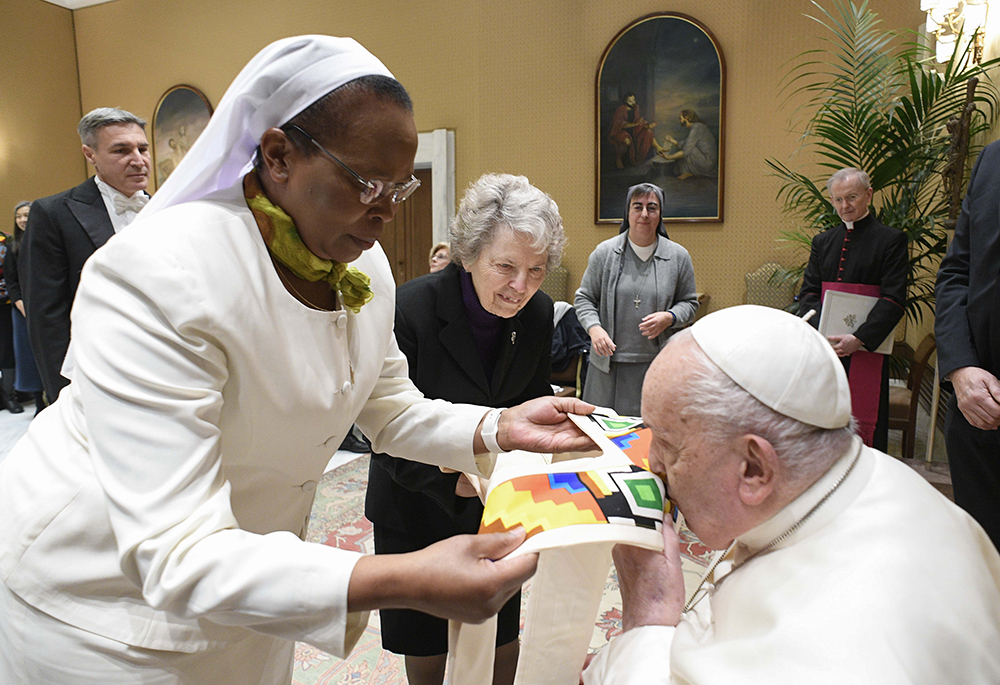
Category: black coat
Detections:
[
  {"x1": 798, "y1": 212, "x2": 908, "y2": 350},
  {"x1": 365, "y1": 263, "x2": 554, "y2": 540},
  {"x1": 5, "y1": 240, "x2": 23, "y2": 304},
  {"x1": 21, "y1": 177, "x2": 115, "y2": 401},
  {"x1": 936, "y1": 140, "x2": 1000, "y2": 381}
]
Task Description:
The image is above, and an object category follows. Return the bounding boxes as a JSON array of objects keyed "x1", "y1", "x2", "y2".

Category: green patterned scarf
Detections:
[{"x1": 243, "y1": 172, "x2": 373, "y2": 313}]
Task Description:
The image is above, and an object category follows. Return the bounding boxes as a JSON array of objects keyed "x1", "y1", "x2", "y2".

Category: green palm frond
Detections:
[{"x1": 768, "y1": 0, "x2": 999, "y2": 325}]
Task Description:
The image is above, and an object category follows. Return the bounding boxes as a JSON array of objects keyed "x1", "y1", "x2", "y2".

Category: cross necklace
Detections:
[{"x1": 632, "y1": 262, "x2": 653, "y2": 308}]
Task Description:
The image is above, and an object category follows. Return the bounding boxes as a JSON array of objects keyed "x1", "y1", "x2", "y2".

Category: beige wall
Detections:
[
  {"x1": 13, "y1": 0, "x2": 924, "y2": 312},
  {"x1": 0, "y1": 0, "x2": 82, "y2": 220}
]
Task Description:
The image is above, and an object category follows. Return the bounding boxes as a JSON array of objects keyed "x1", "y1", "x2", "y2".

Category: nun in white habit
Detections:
[{"x1": 0, "y1": 35, "x2": 593, "y2": 684}]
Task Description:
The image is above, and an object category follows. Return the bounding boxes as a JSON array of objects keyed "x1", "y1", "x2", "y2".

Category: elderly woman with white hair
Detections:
[
  {"x1": 366, "y1": 173, "x2": 565, "y2": 685},
  {"x1": 0, "y1": 38, "x2": 593, "y2": 684}
]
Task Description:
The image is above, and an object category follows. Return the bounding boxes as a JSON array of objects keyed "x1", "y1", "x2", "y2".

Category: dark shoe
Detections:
[
  {"x1": 339, "y1": 430, "x2": 371, "y2": 453},
  {"x1": 0, "y1": 369, "x2": 20, "y2": 413},
  {"x1": 33, "y1": 392, "x2": 45, "y2": 416}
]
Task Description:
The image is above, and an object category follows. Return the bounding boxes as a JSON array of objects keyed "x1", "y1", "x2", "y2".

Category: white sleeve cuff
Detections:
[{"x1": 583, "y1": 625, "x2": 676, "y2": 685}]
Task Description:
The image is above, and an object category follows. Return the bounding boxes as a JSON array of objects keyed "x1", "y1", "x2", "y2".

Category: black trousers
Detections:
[{"x1": 944, "y1": 393, "x2": 1000, "y2": 552}]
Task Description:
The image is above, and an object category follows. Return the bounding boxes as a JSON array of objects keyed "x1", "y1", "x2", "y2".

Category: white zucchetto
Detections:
[{"x1": 690, "y1": 304, "x2": 852, "y2": 429}]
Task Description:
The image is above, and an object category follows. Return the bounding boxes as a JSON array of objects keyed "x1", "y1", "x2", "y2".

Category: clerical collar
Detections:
[
  {"x1": 735, "y1": 437, "x2": 871, "y2": 561},
  {"x1": 95, "y1": 175, "x2": 148, "y2": 234},
  {"x1": 843, "y1": 211, "x2": 871, "y2": 231}
]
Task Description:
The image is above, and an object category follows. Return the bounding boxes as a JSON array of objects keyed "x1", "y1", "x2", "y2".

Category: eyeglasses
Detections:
[{"x1": 284, "y1": 124, "x2": 421, "y2": 205}]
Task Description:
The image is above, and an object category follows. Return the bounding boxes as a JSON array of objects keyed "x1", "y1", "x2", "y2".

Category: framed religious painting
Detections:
[
  {"x1": 151, "y1": 85, "x2": 213, "y2": 190},
  {"x1": 596, "y1": 13, "x2": 726, "y2": 224}
]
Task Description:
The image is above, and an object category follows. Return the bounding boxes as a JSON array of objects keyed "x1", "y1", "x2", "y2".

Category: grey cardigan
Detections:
[{"x1": 574, "y1": 232, "x2": 698, "y2": 374}]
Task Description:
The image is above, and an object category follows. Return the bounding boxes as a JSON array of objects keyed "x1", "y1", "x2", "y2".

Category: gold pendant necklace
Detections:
[{"x1": 273, "y1": 257, "x2": 333, "y2": 311}]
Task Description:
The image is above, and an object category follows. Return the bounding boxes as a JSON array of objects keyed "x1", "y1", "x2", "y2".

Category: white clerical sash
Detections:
[{"x1": 447, "y1": 411, "x2": 676, "y2": 685}]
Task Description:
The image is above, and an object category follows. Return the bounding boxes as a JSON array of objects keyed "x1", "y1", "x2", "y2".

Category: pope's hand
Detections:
[
  {"x1": 491, "y1": 396, "x2": 597, "y2": 455},
  {"x1": 950, "y1": 366, "x2": 1000, "y2": 430},
  {"x1": 612, "y1": 522, "x2": 684, "y2": 631},
  {"x1": 348, "y1": 528, "x2": 536, "y2": 623}
]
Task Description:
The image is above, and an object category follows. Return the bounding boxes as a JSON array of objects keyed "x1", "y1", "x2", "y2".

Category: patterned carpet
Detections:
[{"x1": 293, "y1": 455, "x2": 713, "y2": 685}]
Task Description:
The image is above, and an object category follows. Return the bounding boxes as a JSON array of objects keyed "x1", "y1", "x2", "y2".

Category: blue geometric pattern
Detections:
[
  {"x1": 548, "y1": 472, "x2": 588, "y2": 494},
  {"x1": 611, "y1": 432, "x2": 642, "y2": 451}
]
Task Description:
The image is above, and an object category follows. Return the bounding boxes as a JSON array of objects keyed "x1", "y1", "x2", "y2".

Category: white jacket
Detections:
[{"x1": 0, "y1": 183, "x2": 488, "y2": 655}]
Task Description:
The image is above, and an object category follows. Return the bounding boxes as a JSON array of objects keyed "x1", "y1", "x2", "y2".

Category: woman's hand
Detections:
[
  {"x1": 455, "y1": 473, "x2": 481, "y2": 498},
  {"x1": 639, "y1": 311, "x2": 675, "y2": 339},
  {"x1": 589, "y1": 325, "x2": 616, "y2": 357},
  {"x1": 472, "y1": 396, "x2": 596, "y2": 456},
  {"x1": 14, "y1": 299, "x2": 25, "y2": 317},
  {"x1": 348, "y1": 528, "x2": 537, "y2": 623}
]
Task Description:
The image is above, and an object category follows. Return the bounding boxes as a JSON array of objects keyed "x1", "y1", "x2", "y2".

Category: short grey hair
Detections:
[
  {"x1": 666, "y1": 329, "x2": 856, "y2": 486},
  {"x1": 827, "y1": 167, "x2": 871, "y2": 193},
  {"x1": 448, "y1": 173, "x2": 566, "y2": 271},
  {"x1": 78, "y1": 108, "x2": 146, "y2": 148}
]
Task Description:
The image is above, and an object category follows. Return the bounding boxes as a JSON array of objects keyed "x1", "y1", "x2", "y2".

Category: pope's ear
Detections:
[
  {"x1": 257, "y1": 128, "x2": 294, "y2": 183},
  {"x1": 737, "y1": 434, "x2": 778, "y2": 507}
]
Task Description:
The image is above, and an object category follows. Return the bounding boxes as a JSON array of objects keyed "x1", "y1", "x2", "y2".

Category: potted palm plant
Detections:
[{"x1": 769, "y1": 0, "x2": 999, "y2": 325}]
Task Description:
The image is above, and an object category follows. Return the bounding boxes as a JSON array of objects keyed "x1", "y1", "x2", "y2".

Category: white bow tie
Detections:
[{"x1": 113, "y1": 193, "x2": 149, "y2": 215}]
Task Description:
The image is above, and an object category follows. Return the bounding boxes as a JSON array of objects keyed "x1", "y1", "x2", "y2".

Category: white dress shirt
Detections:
[{"x1": 94, "y1": 175, "x2": 149, "y2": 233}]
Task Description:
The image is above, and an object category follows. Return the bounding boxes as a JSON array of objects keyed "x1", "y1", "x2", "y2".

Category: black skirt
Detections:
[{"x1": 373, "y1": 524, "x2": 522, "y2": 656}]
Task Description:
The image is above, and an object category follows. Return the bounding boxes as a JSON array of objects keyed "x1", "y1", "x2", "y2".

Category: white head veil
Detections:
[{"x1": 142, "y1": 35, "x2": 393, "y2": 217}]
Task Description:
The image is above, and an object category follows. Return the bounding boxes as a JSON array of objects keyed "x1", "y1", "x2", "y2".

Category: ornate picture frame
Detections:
[
  {"x1": 151, "y1": 85, "x2": 213, "y2": 190},
  {"x1": 596, "y1": 13, "x2": 726, "y2": 224}
]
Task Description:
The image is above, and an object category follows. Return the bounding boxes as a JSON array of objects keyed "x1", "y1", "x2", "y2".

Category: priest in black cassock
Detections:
[{"x1": 797, "y1": 168, "x2": 907, "y2": 450}]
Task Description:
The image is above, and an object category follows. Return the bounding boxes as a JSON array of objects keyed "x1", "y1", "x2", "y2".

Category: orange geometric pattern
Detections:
[
  {"x1": 479, "y1": 473, "x2": 606, "y2": 537},
  {"x1": 612, "y1": 428, "x2": 653, "y2": 471}
]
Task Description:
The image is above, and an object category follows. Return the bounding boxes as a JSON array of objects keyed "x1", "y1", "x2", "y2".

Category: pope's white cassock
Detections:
[{"x1": 584, "y1": 305, "x2": 1000, "y2": 684}]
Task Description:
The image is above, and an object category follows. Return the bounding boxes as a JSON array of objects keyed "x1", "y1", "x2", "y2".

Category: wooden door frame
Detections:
[{"x1": 414, "y1": 129, "x2": 455, "y2": 245}]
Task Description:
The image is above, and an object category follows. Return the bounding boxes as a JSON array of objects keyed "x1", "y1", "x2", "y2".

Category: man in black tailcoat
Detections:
[{"x1": 22, "y1": 107, "x2": 151, "y2": 403}]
